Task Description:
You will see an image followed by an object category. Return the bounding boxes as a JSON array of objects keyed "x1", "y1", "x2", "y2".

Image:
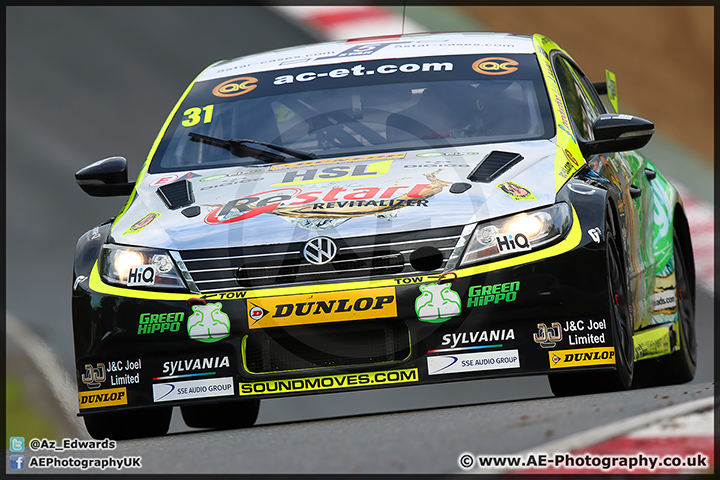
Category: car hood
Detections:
[{"x1": 111, "y1": 140, "x2": 565, "y2": 250}]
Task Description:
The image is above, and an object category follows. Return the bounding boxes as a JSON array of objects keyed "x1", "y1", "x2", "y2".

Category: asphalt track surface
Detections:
[{"x1": 6, "y1": 6, "x2": 715, "y2": 474}]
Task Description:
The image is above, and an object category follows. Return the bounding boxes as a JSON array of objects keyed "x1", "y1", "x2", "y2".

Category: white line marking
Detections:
[
  {"x1": 627, "y1": 407, "x2": 714, "y2": 437},
  {"x1": 6, "y1": 313, "x2": 89, "y2": 438}
]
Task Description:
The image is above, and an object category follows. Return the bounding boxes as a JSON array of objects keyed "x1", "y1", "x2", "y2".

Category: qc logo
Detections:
[
  {"x1": 212, "y1": 76, "x2": 258, "y2": 97},
  {"x1": 564, "y1": 148, "x2": 580, "y2": 167},
  {"x1": 472, "y1": 57, "x2": 519, "y2": 75}
]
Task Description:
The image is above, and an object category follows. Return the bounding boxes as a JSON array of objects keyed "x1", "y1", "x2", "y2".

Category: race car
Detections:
[{"x1": 72, "y1": 32, "x2": 696, "y2": 439}]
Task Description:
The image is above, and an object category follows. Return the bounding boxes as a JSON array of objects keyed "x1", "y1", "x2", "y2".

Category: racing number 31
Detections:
[{"x1": 182, "y1": 105, "x2": 214, "y2": 127}]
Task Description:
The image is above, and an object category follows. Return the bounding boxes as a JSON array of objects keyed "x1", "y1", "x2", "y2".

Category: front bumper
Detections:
[{"x1": 72, "y1": 212, "x2": 621, "y2": 415}]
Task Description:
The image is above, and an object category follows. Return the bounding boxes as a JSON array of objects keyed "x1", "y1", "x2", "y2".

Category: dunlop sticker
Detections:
[
  {"x1": 78, "y1": 387, "x2": 128, "y2": 409},
  {"x1": 247, "y1": 287, "x2": 397, "y2": 329},
  {"x1": 239, "y1": 368, "x2": 418, "y2": 396},
  {"x1": 548, "y1": 347, "x2": 615, "y2": 369}
]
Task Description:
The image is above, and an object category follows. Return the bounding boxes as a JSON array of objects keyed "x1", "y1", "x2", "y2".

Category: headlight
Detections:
[
  {"x1": 460, "y1": 202, "x2": 572, "y2": 266},
  {"x1": 100, "y1": 244, "x2": 186, "y2": 290}
]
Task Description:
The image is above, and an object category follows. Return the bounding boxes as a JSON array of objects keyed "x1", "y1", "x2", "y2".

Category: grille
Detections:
[
  {"x1": 467, "y1": 151, "x2": 523, "y2": 182},
  {"x1": 179, "y1": 225, "x2": 463, "y2": 293},
  {"x1": 243, "y1": 320, "x2": 410, "y2": 374}
]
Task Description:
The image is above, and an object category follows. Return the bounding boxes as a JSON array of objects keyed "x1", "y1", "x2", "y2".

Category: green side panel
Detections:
[{"x1": 645, "y1": 161, "x2": 678, "y2": 273}]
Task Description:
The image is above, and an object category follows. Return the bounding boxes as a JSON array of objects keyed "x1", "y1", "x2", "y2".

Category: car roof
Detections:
[{"x1": 197, "y1": 32, "x2": 537, "y2": 82}]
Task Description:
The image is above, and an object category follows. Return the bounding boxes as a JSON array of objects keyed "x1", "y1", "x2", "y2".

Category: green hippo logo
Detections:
[
  {"x1": 415, "y1": 283, "x2": 461, "y2": 323},
  {"x1": 187, "y1": 302, "x2": 230, "y2": 343}
]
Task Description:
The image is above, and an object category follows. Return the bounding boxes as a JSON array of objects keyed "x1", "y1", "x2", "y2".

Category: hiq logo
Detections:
[
  {"x1": 495, "y1": 233, "x2": 531, "y2": 253},
  {"x1": 127, "y1": 266, "x2": 155, "y2": 286},
  {"x1": 9, "y1": 455, "x2": 25, "y2": 470},
  {"x1": 9, "y1": 436, "x2": 25, "y2": 452}
]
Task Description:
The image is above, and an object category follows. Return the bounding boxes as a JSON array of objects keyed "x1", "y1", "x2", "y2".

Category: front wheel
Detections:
[
  {"x1": 549, "y1": 209, "x2": 634, "y2": 396},
  {"x1": 83, "y1": 407, "x2": 172, "y2": 440}
]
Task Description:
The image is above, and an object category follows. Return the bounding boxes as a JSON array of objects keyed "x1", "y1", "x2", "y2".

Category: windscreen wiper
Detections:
[{"x1": 188, "y1": 132, "x2": 318, "y2": 162}]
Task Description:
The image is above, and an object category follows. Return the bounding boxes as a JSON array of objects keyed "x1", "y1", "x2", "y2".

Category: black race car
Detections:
[{"x1": 72, "y1": 32, "x2": 696, "y2": 439}]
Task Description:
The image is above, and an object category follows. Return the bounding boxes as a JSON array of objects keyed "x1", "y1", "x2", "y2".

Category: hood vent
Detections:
[
  {"x1": 157, "y1": 179, "x2": 195, "y2": 209},
  {"x1": 467, "y1": 151, "x2": 523, "y2": 183}
]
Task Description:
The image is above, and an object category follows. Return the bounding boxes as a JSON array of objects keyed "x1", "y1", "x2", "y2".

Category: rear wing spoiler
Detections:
[{"x1": 592, "y1": 70, "x2": 619, "y2": 113}]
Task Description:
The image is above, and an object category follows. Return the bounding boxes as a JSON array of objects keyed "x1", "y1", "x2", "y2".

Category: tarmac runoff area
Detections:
[{"x1": 6, "y1": 5, "x2": 714, "y2": 465}]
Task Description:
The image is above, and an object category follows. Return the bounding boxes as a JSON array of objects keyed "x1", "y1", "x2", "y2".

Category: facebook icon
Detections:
[{"x1": 9, "y1": 454, "x2": 25, "y2": 470}]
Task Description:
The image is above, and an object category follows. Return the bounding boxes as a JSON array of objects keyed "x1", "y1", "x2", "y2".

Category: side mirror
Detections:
[
  {"x1": 580, "y1": 114, "x2": 654, "y2": 156},
  {"x1": 75, "y1": 156, "x2": 135, "y2": 196}
]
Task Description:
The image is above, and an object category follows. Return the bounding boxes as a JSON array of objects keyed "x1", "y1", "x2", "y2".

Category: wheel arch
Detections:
[
  {"x1": 603, "y1": 189, "x2": 627, "y2": 274},
  {"x1": 673, "y1": 204, "x2": 696, "y2": 301}
]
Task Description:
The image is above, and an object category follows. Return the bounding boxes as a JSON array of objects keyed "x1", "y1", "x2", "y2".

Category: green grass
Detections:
[{"x1": 6, "y1": 375, "x2": 61, "y2": 449}]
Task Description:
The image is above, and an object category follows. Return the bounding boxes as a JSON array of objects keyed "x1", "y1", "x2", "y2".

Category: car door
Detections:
[{"x1": 552, "y1": 54, "x2": 654, "y2": 328}]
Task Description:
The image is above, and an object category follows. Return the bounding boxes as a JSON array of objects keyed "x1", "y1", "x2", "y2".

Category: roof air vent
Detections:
[
  {"x1": 467, "y1": 151, "x2": 523, "y2": 183},
  {"x1": 157, "y1": 179, "x2": 195, "y2": 209}
]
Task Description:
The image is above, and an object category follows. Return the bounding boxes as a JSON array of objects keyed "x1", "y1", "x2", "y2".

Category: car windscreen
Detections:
[{"x1": 149, "y1": 54, "x2": 554, "y2": 173}]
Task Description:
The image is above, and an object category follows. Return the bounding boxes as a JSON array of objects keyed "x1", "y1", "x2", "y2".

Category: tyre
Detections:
[
  {"x1": 181, "y1": 399, "x2": 260, "y2": 429},
  {"x1": 83, "y1": 407, "x2": 172, "y2": 440},
  {"x1": 636, "y1": 230, "x2": 697, "y2": 386},
  {"x1": 549, "y1": 207, "x2": 634, "y2": 396}
]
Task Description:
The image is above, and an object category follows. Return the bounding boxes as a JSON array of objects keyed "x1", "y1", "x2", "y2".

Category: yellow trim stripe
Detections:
[
  {"x1": 532, "y1": 34, "x2": 585, "y2": 193},
  {"x1": 89, "y1": 208, "x2": 581, "y2": 301}
]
